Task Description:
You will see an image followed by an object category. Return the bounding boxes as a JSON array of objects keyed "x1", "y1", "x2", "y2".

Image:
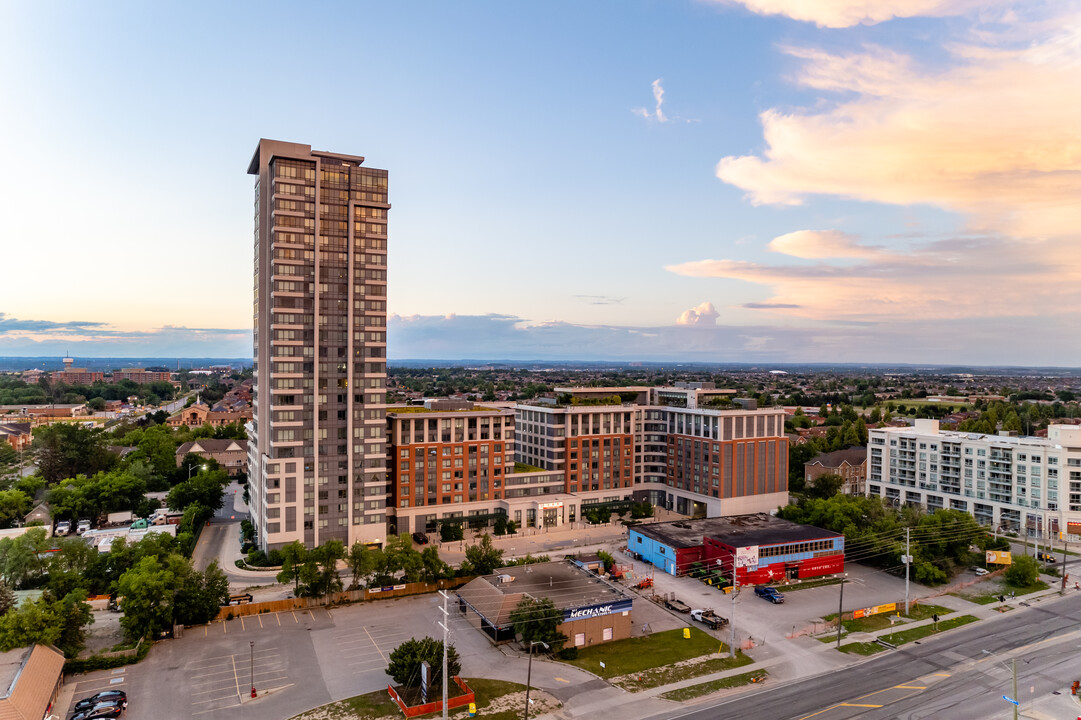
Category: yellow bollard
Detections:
[{"x1": 683, "y1": 628, "x2": 690, "y2": 639}]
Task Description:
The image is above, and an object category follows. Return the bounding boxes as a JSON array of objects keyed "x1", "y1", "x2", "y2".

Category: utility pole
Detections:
[
  {"x1": 729, "y1": 559, "x2": 738, "y2": 658},
  {"x1": 904, "y1": 527, "x2": 911, "y2": 614},
  {"x1": 1061, "y1": 537, "x2": 1069, "y2": 595},
  {"x1": 1012, "y1": 657, "x2": 1018, "y2": 720},
  {"x1": 835, "y1": 577, "x2": 846, "y2": 649},
  {"x1": 438, "y1": 590, "x2": 450, "y2": 720}
]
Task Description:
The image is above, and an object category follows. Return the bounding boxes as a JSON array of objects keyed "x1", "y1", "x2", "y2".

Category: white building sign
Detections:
[{"x1": 735, "y1": 545, "x2": 759, "y2": 568}]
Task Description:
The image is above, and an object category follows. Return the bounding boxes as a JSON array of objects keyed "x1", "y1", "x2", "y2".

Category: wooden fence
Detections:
[
  {"x1": 388, "y1": 677, "x2": 474, "y2": 718},
  {"x1": 214, "y1": 577, "x2": 473, "y2": 622}
]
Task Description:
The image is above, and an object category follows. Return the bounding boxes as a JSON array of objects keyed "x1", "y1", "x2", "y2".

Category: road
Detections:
[{"x1": 665, "y1": 592, "x2": 1081, "y2": 720}]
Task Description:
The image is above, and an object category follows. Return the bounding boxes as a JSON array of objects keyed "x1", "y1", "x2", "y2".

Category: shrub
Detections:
[{"x1": 556, "y1": 646, "x2": 578, "y2": 660}]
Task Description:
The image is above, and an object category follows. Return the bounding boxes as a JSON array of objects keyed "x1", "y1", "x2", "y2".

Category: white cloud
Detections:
[
  {"x1": 675, "y1": 302, "x2": 720, "y2": 326},
  {"x1": 633, "y1": 78, "x2": 669, "y2": 122},
  {"x1": 715, "y1": 21, "x2": 1081, "y2": 240},
  {"x1": 707, "y1": 0, "x2": 997, "y2": 28},
  {"x1": 767, "y1": 229, "x2": 882, "y2": 259}
]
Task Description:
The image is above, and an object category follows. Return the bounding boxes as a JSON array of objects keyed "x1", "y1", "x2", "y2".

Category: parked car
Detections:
[
  {"x1": 70, "y1": 700, "x2": 125, "y2": 719},
  {"x1": 54, "y1": 521, "x2": 71, "y2": 536},
  {"x1": 73, "y1": 691, "x2": 127, "y2": 714},
  {"x1": 411, "y1": 532, "x2": 429, "y2": 545},
  {"x1": 974, "y1": 567, "x2": 988, "y2": 576},
  {"x1": 76, "y1": 519, "x2": 92, "y2": 535},
  {"x1": 754, "y1": 586, "x2": 785, "y2": 604}
]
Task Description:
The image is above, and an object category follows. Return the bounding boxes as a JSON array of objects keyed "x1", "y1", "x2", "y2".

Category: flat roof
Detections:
[{"x1": 633, "y1": 514, "x2": 842, "y2": 549}]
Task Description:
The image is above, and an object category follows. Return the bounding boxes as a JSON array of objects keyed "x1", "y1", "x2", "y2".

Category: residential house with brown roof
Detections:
[
  {"x1": 175, "y1": 439, "x2": 247, "y2": 476},
  {"x1": 804, "y1": 447, "x2": 867, "y2": 495}
]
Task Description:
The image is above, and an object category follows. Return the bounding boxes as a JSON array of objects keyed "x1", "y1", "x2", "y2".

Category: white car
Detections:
[
  {"x1": 974, "y1": 567, "x2": 989, "y2": 576},
  {"x1": 54, "y1": 521, "x2": 71, "y2": 536},
  {"x1": 76, "y1": 519, "x2": 92, "y2": 535}
]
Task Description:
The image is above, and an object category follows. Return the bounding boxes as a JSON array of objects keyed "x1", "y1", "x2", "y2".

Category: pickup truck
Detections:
[
  {"x1": 690, "y1": 608, "x2": 728, "y2": 629},
  {"x1": 754, "y1": 586, "x2": 785, "y2": 604},
  {"x1": 665, "y1": 597, "x2": 692, "y2": 613}
]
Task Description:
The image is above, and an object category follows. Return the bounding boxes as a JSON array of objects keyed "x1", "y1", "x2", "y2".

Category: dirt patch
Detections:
[{"x1": 81, "y1": 609, "x2": 127, "y2": 655}]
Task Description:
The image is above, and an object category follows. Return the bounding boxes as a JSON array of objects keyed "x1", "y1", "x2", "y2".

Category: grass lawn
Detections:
[
  {"x1": 879, "y1": 615, "x2": 979, "y2": 645},
  {"x1": 658, "y1": 671, "x2": 768, "y2": 701},
  {"x1": 837, "y1": 641, "x2": 886, "y2": 656},
  {"x1": 956, "y1": 580, "x2": 1049, "y2": 605},
  {"x1": 289, "y1": 678, "x2": 544, "y2": 720},
  {"x1": 560, "y1": 628, "x2": 752, "y2": 691},
  {"x1": 825, "y1": 603, "x2": 954, "y2": 634}
]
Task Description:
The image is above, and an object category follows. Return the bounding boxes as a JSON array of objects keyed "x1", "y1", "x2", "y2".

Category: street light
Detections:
[
  {"x1": 250, "y1": 641, "x2": 255, "y2": 698},
  {"x1": 188, "y1": 463, "x2": 208, "y2": 480},
  {"x1": 523, "y1": 640, "x2": 549, "y2": 720},
  {"x1": 982, "y1": 649, "x2": 1018, "y2": 720}
]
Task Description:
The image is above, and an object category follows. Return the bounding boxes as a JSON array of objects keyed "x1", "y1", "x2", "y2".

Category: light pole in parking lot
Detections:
[
  {"x1": 250, "y1": 641, "x2": 255, "y2": 698},
  {"x1": 835, "y1": 575, "x2": 847, "y2": 648}
]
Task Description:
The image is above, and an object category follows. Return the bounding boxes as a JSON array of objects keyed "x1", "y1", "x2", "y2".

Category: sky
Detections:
[{"x1": 1, "y1": 0, "x2": 1078, "y2": 365}]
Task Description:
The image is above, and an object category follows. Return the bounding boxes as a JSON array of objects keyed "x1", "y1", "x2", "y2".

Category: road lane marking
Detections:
[
  {"x1": 894, "y1": 685, "x2": 926, "y2": 689},
  {"x1": 554, "y1": 677, "x2": 570, "y2": 684},
  {"x1": 934, "y1": 673, "x2": 951, "y2": 677},
  {"x1": 364, "y1": 626, "x2": 387, "y2": 663},
  {"x1": 230, "y1": 654, "x2": 241, "y2": 701},
  {"x1": 839, "y1": 704, "x2": 884, "y2": 708}
]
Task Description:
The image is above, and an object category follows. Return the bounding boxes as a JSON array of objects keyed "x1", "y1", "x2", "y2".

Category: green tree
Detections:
[
  {"x1": 420, "y1": 545, "x2": 449, "y2": 582},
  {"x1": 509, "y1": 596, "x2": 564, "y2": 648},
  {"x1": 167, "y1": 468, "x2": 229, "y2": 513},
  {"x1": 1005, "y1": 554, "x2": 1041, "y2": 587},
  {"x1": 0, "y1": 490, "x2": 31, "y2": 529},
  {"x1": 276, "y1": 541, "x2": 308, "y2": 594},
  {"x1": 116, "y1": 553, "x2": 189, "y2": 640},
  {"x1": 386, "y1": 637, "x2": 461, "y2": 688},
  {"x1": 34, "y1": 423, "x2": 117, "y2": 484},
  {"x1": 173, "y1": 561, "x2": 230, "y2": 625},
  {"x1": 0, "y1": 580, "x2": 14, "y2": 616},
  {"x1": 806, "y1": 473, "x2": 844, "y2": 499},
  {"x1": 463, "y1": 534, "x2": 504, "y2": 575},
  {"x1": 0, "y1": 590, "x2": 93, "y2": 657},
  {"x1": 346, "y1": 541, "x2": 377, "y2": 590}
]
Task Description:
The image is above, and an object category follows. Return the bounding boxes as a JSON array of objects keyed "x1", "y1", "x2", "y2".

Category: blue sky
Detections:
[{"x1": 1, "y1": 1, "x2": 1078, "y2": 364}]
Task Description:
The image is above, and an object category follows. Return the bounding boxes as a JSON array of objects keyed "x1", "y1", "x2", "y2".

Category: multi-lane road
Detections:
[{"x1": 664, "y1": 592, "x2": 1081, "y2": 720}]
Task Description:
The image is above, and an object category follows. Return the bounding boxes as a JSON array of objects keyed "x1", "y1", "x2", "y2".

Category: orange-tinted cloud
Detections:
[
  {"x1": 708, "y1": 0, "x2": 997, "y2": 28},
  {"x1": 716, "y1": 22, "x2": 1081, "y2": 240},
  {"x1": 676, "y1": 301, "x2": 720, "y2": 326}
]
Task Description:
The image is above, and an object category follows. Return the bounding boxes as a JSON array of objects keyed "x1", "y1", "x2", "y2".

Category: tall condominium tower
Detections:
[{"x1": 247, "y1": 139, "x2": 389, "y2": 551}]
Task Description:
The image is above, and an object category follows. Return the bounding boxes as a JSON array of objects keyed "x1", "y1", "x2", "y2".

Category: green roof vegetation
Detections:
[{"x1": 512, "y1": 462, "x2": 545, "y2": 473}]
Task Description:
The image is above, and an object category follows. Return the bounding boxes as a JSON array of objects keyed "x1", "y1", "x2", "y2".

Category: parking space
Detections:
[
  {"x1": 187, "y1": 645, "x2": 289, "y2": 716},
  {"x1": 66, "y1": 667, "x2": 131, "y2": 716}
]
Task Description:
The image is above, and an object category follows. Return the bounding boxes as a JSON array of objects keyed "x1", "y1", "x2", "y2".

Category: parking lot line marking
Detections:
[
  {"x1": 327, "y1": 608, "x2": 333, "y2": 619},
  {"x1": 258, "y1": 614, "x2": 264, "y2": 628},
  {"x1": 292, "y1": 611, "x2": 298, "y2": 623},
  {"x1": 363, "y1": 626, "x2": 387, "y2": 663},
  {"x1": 204, "y1": 625, "x2": 207, "y2": 636},
  {"x1": 241, "y1": 616, "x2": 246, "y2": 630},
  {"x1": 192, "y1": 693, "x2": 242, "y2": 705},
  {"x1": 222, "y1": 620, "x2": 227, "y2": 634},
  {"x1": 192, "y1": 701, "x2": 240, "y2": 716},
  {"x1": 276, "y1": 613, "x2": 281, "y2": 626},
  {"x1": 230, "y1": 654, "x2": 242, "y2": 701}
]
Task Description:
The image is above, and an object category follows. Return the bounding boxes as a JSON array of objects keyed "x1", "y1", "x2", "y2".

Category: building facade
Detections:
[
  {"x1": 247, "y1": 139, "x2": 390, "y2": 551},
  {"x1": 867, "y1": 420, "x2": 1081, "y2": 540},
  {"x1": 176, "y1": 439, "x2": 248, "y2": 476},
  {"x1": 111, "y1": 369, "x2": 172, "y2": 384},
  {"x1": 805, "y1": 447, "x2": 867, "y2": 495}
]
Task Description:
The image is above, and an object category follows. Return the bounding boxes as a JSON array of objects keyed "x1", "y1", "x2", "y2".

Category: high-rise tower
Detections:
[{"x1": 247, "y1": 139, "x2": 389, "y2": 550}]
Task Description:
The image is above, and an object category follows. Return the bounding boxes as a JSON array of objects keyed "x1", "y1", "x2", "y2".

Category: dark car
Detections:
[
  {"x1": 411, "y1": 532, "x2": 429, "y2": 545},
  {"x1": 70, "y1": 701, "x2": 125, "y2": 720},
  {"x1": 73, "y1": 691, "x2": 127, "y2": 714},
  {"x1": 754, "y1": 586, "x2": 785, "y2": 604}
]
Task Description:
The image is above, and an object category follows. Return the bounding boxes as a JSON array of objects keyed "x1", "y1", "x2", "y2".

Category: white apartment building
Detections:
[{"x1": 868, "y1": 419, "x2": 1081, "y2": 540}]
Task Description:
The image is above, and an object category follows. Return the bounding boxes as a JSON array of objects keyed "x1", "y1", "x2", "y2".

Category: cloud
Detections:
[
  {"x1": 668, "y1": 230, "x2": 1081, "y2": 322},
  {"x1": 633, "y1": 78, "x2": 668, "y2": 122},
  {"x1": 0, "y1": 316, "x2": 251, "y2": 356},
  {"x1": 575, "y1": 295, "x2": 626, "y2": 305},
  {"x1": 707, "y1": 0, "x2": 996, "y2": 28},
  {"x1": 715, "y1": 21, "x2": 1081, "y2": 240},
  {"x1": 675, "y1": 302, "x2": 720, "y2": 326},
  {"x1": 767, "y1": 229, "x2": 882, "y2": 259},
  {"x1": 387, "y1": 312, "x2": 1080, "y2": 365}
]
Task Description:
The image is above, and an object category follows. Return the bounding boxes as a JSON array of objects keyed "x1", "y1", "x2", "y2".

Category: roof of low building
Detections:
[
  {"x1": 457, "y1": 560, "x2": 629, "y2": 628},
  {"x1": 806, "y1": 447, "x2": 867, "y2": 468},
  {"x1": 0, "y1": 644, "x2": 65, "y2": 720},
  {"x1": 632, "y1": 514, "x2": 842, "y2": 550},
  {"x1": 176, "y1": 439, "x2": 245, "y2": 455}
]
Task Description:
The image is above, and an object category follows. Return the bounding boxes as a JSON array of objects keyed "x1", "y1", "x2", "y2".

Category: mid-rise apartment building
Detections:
[
  {"x1": 868, "y1": 419, "x2": 1081, "y2": 539},
  {"x1": 247, "y1": 139, "x2": 390, "y2": 551},
  {"x1": 111, "y1": 369, "x2": 172, "y2": 384}
]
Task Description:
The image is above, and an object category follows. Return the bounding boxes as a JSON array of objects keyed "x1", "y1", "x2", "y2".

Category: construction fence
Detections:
[{"x1": 214, "y1": 577, "x2": 474, "y2": 622}]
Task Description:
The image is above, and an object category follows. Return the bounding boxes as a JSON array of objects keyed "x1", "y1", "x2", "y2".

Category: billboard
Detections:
[
  {"x1": 986, "y1": 550, "x2": 1012, "y2": 565},
  {"x1": 1067, "y1": 522, "x2": 1081, "y2": 538},
  {"x1": 735, "y1": 545, "x2": 759, "y2": 568},
  {"x1": 852, "y1": 603, "x2": 896, "y2": 619}
]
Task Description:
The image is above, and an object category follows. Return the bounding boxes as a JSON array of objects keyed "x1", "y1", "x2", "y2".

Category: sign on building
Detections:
[
  {"x1": 562, "y1": 598, "x2": 633, "y2": 622},
  {"x1": 735, "y1": 545, "x2": 759, "y2": 568},
  {"x1": 986, "y1": 550, "x2": 1012, "y2": 565}
]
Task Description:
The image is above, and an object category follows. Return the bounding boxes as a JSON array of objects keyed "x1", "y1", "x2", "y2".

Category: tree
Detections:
[
  {"x1": 463, "y1": 534, "x2": 504, "y2": 576},
  {"x1": 386, "y1": 637, "x2": 461, "y2": 689},
  {"x1": 0, "y1": 590, "x2": 93, "y2": 657},
  {"x1": 117, "y1": 554, "x2": 185, "y2": 640},
  {"x1": 440, "y1": 522, "x2": 463, "y2": 542},
  {"x1": 167, "y1": 468, "x2": 229, "y2": 513},
  {"x1": 421, "y1": 546, "x2": 449, "y2": 582},
  {"x1": 276, "y1": 541, "x2": 308, "y2": 594},
  {"x1": 509, "y1": 597, "x2": 564, "y2": 648},
  {"x1": 173, "y1": 561, "x2": 230, "y2": 625},
  {"x1": 346, "y1": 541, "x2": 377, "y2": 590},
  {"x1": 806, "y1": 473, "x2": 844, "y2": 499},
  {"x1": 0, "y1": 490, "x2": 31, "y2": 529},
  {"x1": 34, "y1": 424, "x2": 117, "y2": 484},
  {"x1": 1005, "y1": 554, "x2": 1041, "y2": 587},
  {"x1": 0, "y1": 580, "x2": 14, "y2": 616}
]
